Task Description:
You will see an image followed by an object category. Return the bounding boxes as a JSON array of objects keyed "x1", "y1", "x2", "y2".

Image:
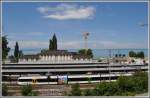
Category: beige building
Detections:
[{"x1": 19, "y1": 50, "x2": 92, "y2": 63}]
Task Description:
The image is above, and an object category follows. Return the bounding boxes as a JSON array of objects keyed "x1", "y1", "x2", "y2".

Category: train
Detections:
[{"x1": 17, "y1": 73, "x2": 133, "y2": 85}]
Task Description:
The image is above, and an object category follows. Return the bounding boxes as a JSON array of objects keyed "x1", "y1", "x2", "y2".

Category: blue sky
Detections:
[{"x1": 2, "y1": 2, "x2": 148, "y2": 50}]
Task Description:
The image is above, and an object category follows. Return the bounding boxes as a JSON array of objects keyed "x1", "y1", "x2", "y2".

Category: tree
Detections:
[
  {"x1": 14, "y1": 42, "x2": 19, "y2": 62},
  {"x1": 117, "y1": 76, "x2": 135, "y2": 92},
  {"x1": 137, "y1": 51, "x2": 144, "y2": 59},
  {"x1": 98, "y1": 59, "x2": 102, "y2": 62},
  {"x1": 52, "y1": 34, "x2": 57, "y2": 50},
  {"x1": 122, "y1": 54, "x2": 126, "y2": 57},
  {"x1": 67, "y1": 71, "x2": 148, "y2": 96},
  {"x1": 41, "y1": 49, "x2": 48, "y2": 53},
  {"x1": 132, "y1": 71, "x2": 148, "y2": 92},
  {"x1": 129, "y1": 51, "x2": 144, "y2": 58},
  {"x1": 115, "y1": 54, "x2": 118, "y2": 58},
  {"x1": 19, "y1": 50, "x2": 23, "y2": 58},
  {"x1": 49, "y1": 39, "x2": 53, "y2": 50},
  {"x1": 78, "y1": 49, "x2": 85, "y2": 54},
  {"x1": 119, "y1": 54, "x2": 122, "y2": 57},
  {"x1": 2, "y1": 84, "x2": 8, "y2": 96},
  {"x1": 129, "y1": 51, "x2": 136, "y2": 57},
  {"x1": 70, "y1": 83, "x2": 82, "y2": 96},
  {"x1": 2, "y1": 36, "x2": 10, "y2": 61},
  {"x1": 83, "y1": 89, "x2": 93, "y2": 96},
  {"x1": 78, "y1": 49, "x2": 93, "y2": 58},
  {"x1": 8, "y1": 55, "x2": 16, "y2": 63},
  {"x1": 87, "y1": 49, "x2": 93, "y2": 58},
  {"x1": 107, "y1": 82, "x2": 119, "y2": 96},
  {"x1": 49, "y1": 34, "x2": 57, "y2": 50},
  {"x1": 21, "y1": 85, "x2": 38, "y2": 96}
]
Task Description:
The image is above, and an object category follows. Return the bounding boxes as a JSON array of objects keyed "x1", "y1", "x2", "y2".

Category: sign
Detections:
[{"x1": 32, "y1": 78, "x2": 37, "y2": 85}]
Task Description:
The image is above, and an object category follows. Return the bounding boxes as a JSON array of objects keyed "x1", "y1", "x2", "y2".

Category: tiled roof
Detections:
[
  {"x1": 73, "y1": 54, "x2": 91, "y2": 59},
  {"x1": 39, "y1": 50, "x2": 74, "y2": 56},
  {"x1": 22, "y1": 55, "x2": 39, "y2": 59},
  {"x1": 22, "y1": 50, "x2": 91, "y2": 59}
]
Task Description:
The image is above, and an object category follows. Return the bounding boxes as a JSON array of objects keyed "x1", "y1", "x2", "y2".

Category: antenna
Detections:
[{"x1": 83, "y1": 32, "x2": 89, "y2": 50}]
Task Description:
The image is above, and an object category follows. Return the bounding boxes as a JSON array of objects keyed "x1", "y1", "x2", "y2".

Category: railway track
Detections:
[{"x1": 3, "y1": 83, "x2": 96, "y2": 96}]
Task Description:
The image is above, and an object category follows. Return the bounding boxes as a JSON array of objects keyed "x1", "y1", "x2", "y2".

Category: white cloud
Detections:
[{"x1": 37, "y1": 4, "x2": 96, "y2": 20}]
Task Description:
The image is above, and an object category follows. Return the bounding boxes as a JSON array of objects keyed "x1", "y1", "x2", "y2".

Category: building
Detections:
[{"x1": 19, "y1": 50, "x2": 92, "y2": 63}]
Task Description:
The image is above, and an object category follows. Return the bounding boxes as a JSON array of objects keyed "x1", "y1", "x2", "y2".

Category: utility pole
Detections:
[
  {"x1": 109, "y1": 49, "x2": 111, "y2": 82},
  {"x1": 47, "y1": 72, "x2": 51, "y2": 96}
]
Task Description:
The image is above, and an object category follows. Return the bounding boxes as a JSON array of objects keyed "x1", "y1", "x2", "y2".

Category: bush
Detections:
[
  {"x1": 106, "y1": 82, "x2": 119, "y2": 96},
  {"x1": 117, "y1": 76, "x2": 135, "y2": 92},
  {"x1": 132, "y1": 71, "x2": 148, "y2": 93},
  {"x1": 67, "y1": 71, "x2": 148, "y2": 96},
  {"x1": 70, "y1": 83, "x2": 82, "y2": 96},
  {"x1": 83, "y1": 89, "x2": 93, "y2": 96},
  {"x1": 2, "y1": 84, "x2": 8, "y2": 96},
  {"x1": 21, "y1": 85, "x2": 38, "y2": 96}
]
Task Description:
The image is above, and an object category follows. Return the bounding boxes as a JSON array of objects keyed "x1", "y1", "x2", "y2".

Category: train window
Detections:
[
  {"x1": 36, "y1": 79, "x2": 47, "y2": 82},
  {"x1": 68, "y1": 77, "x2": 101, "y2": 81},
  {"x1": 18, "y1": 79, "x2": 32, "y2": 82}
]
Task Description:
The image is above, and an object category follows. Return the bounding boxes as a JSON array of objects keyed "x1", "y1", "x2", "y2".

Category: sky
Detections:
[{"x1": 2, "y1": 2, "x2": 148, "y2": 51}]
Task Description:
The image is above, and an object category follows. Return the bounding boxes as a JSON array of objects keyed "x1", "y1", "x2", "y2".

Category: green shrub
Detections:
[
  {"x1": 21, "y1": 85, "x2": 38, "y2": 96},
  {"x1": 67, "y1": 71, "x2": 148, "y2": 96},
  {"x1": 70, "y1": 83, "x2": 82, "y2": 96},
  {"x1": 83, "y1": 89, "x2": 93, "y2": 96},
  {"x1": 2, "y1": 84, "x2": 8, "y2": 96}
]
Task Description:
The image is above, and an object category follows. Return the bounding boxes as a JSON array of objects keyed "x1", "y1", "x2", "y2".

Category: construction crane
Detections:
[{"x1": 83, "y1": 32, "x2": 90, "y2": 50}]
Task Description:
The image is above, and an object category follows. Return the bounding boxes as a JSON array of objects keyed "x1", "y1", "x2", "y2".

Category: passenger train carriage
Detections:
[{"x1": 17, "y1": 73, "x2": 133, "y2": 85}]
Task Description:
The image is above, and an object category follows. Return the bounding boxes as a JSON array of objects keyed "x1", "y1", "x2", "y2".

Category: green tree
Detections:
[
  {"x1": 78, "y1": 49, "x2": 93, "y2": 58},
  {"x1": 129, "y1": 51, "x2": 136, "y2": 57},
  {"x1": 132, "y1": 71, "x2": 148, "y2": 93},
  {"x1": 41, "y1": 49, "x2": 48, "y2": 53},
  {"x1": 49, "y1": 34, "x2": 57, "y2": 50},
  {"x1": 128, "y1": 51, "x2": 144, "y2": 58},
  {"x1": 96, "y1": 82, "x2": 109, "y2": 95},
  {"x1": 137, "y1": 51, "x2": 144, "y2": 59},
  {"x1": 70, "y1": 83, "x2": 82, "y2": 96},
  {"x1": 122, "y1": 54, "x2": 126, "y2": 57},
  {"x1": 87, "y1": 49, "x2": 93, "y2": 58},
  {"x1": 49, "y1": 39, "x2": 53, "y2": 50},
  {"x1": 14, "y1": 42, "x2": 19, "y2": 62},
  {"x1": 19, "y1": 50, "x2": 23, "y2": 58},
  {"x1": 119, "y1": 54, "x2": 122, "y2": 57},
  {"x1": 117, "y1": 76, "x2": 135, "y2": 92},
  {"x1": 52, "y1": 34, "x2": 57, "y2": 50},
  {"x1": 21, "y1": 85, "x2": 38, "y2": 96},
  {"x1": 83, "y1": 89, "x2": 93, "y2": 96},
  {"x1": 2, "y1": 36, "x2": 10, "y2": 62},
  {"x1": 2, "y1": 84, "x2": 8, "y2": 96},
  {"x1": 78, "y1": 49, "x2": 85, "y2": 54},
  {"x1": 106, "y1": 82, "x2": 119, "y2": 96},
  {"x1": 115, "y1": 54, "x2": 118, "y2": 57}
]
